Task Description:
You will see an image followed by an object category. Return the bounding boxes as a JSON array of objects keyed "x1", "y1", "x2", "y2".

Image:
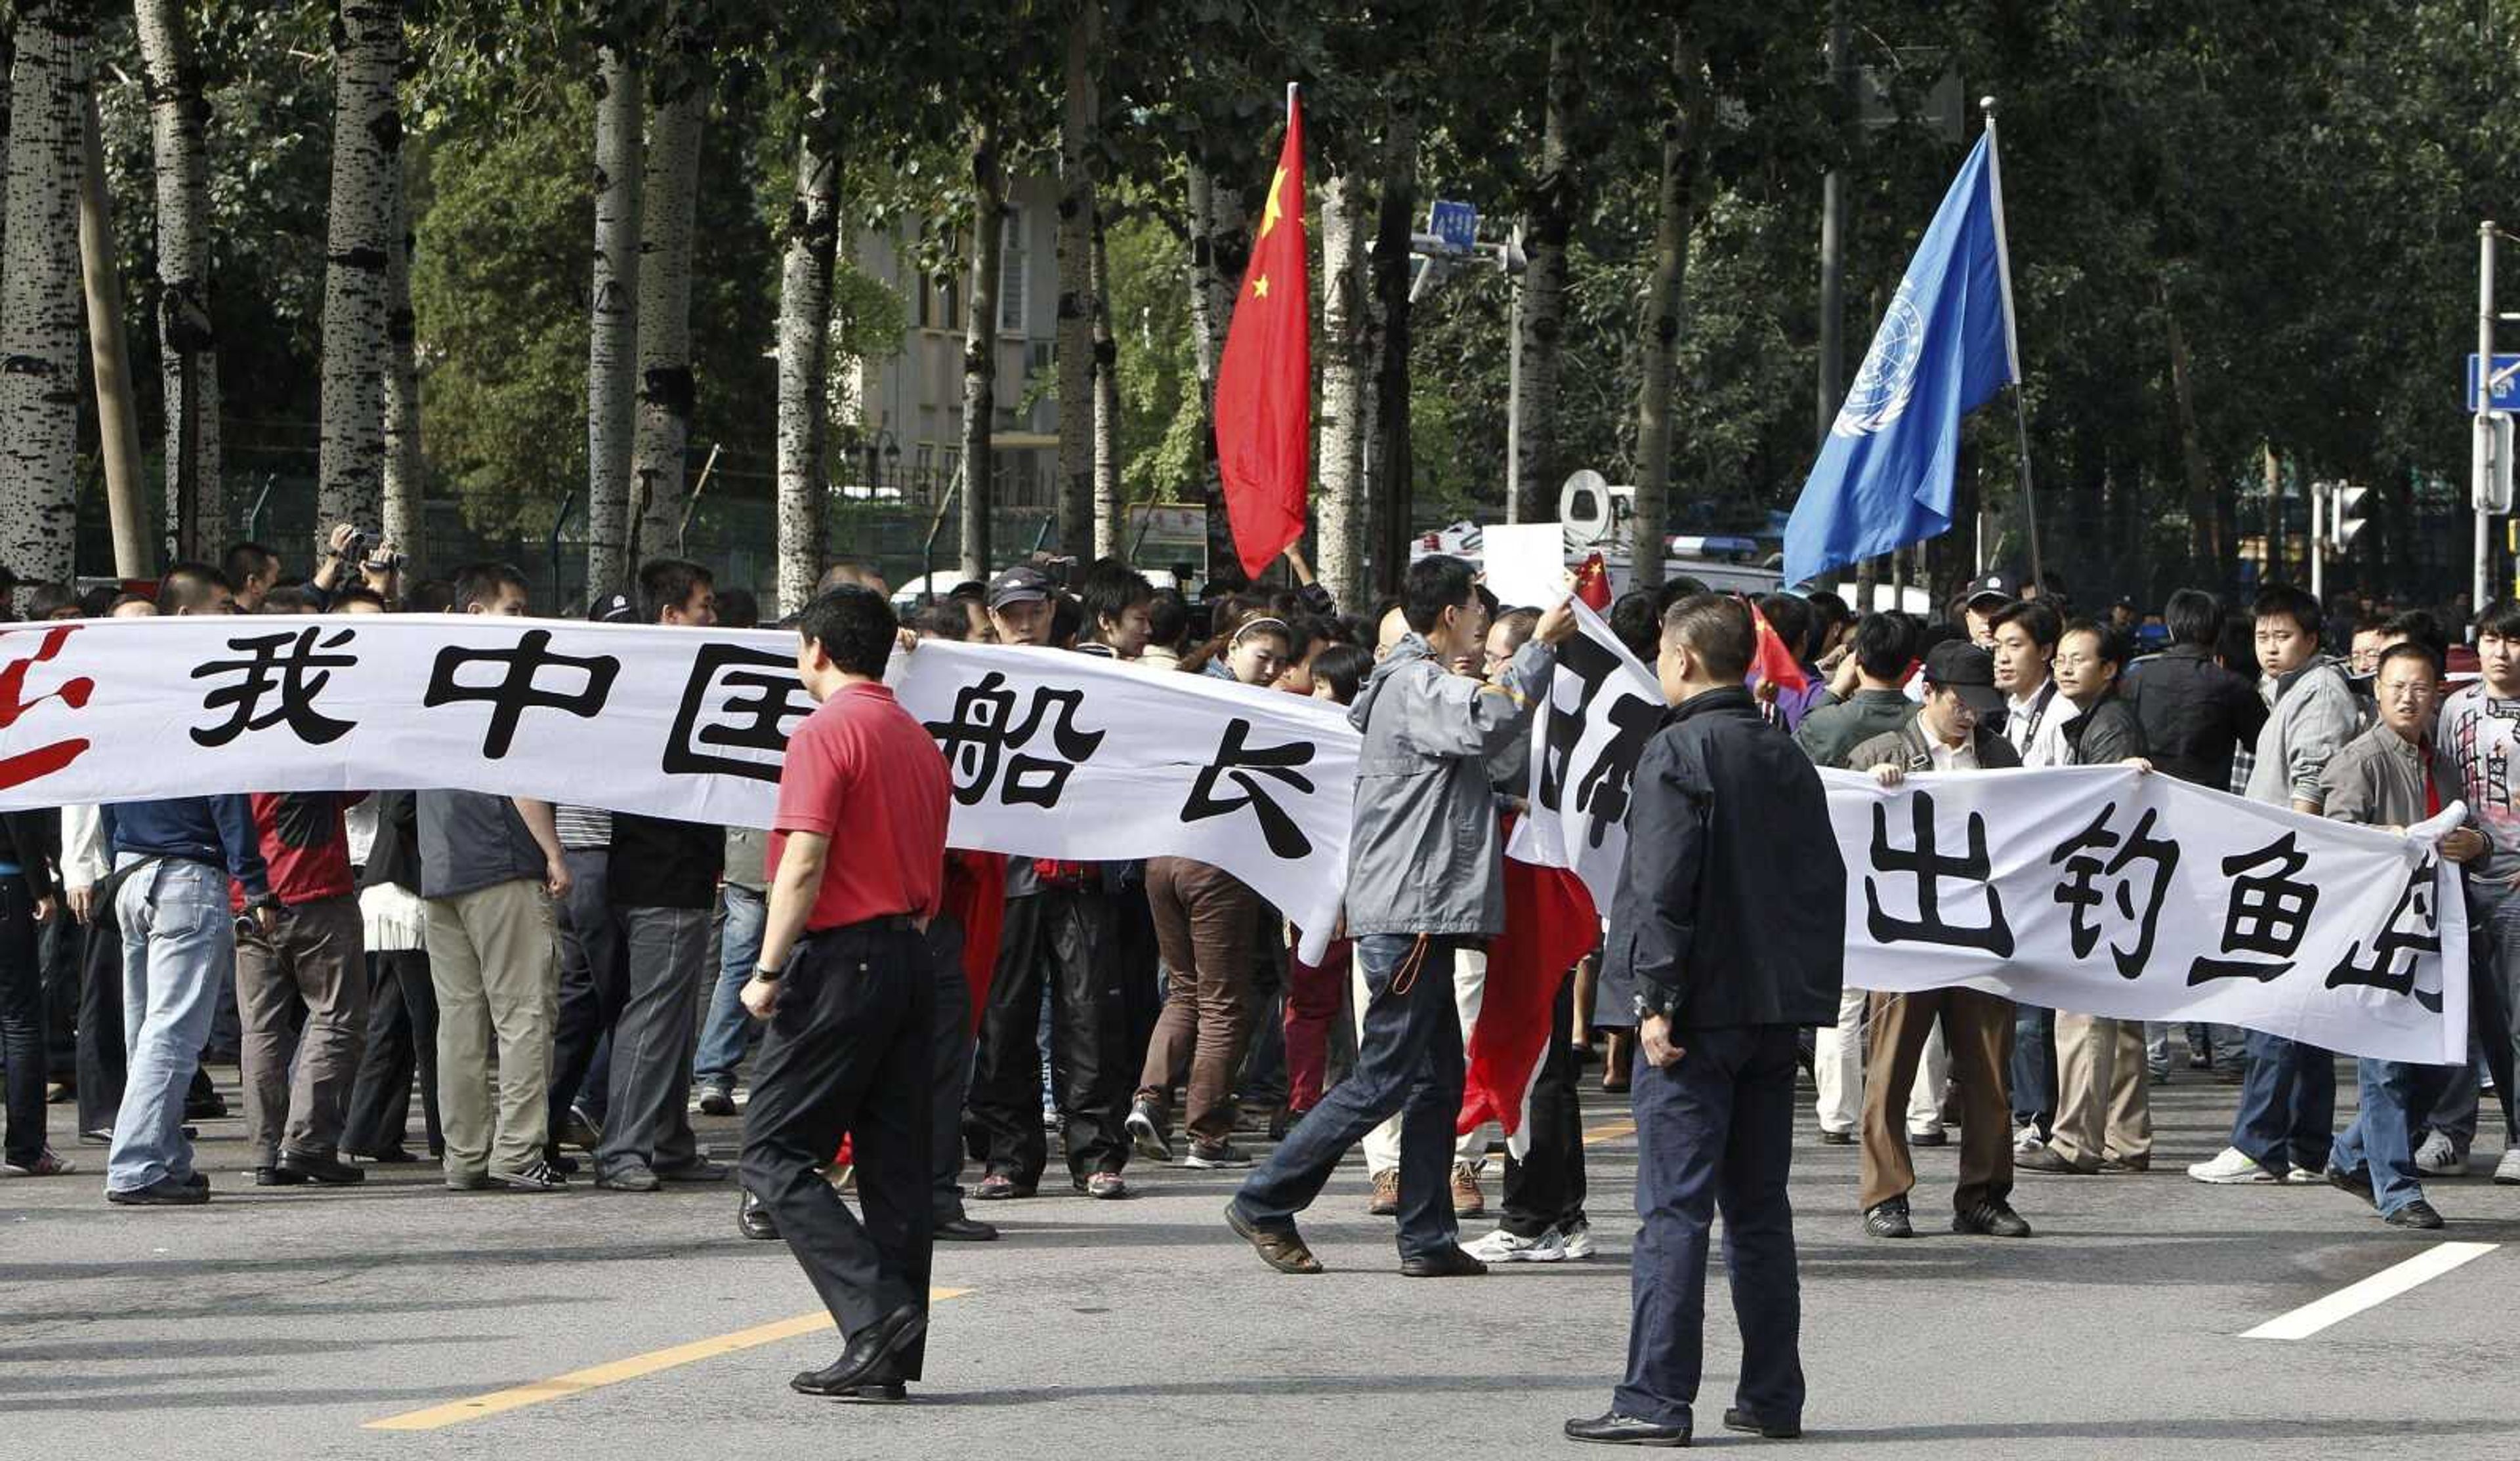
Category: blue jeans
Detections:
[
  {"x1": 1614, "y1": 1025, "x2": 1804, "y2": 1433},
  {"x1": 2011, "y1": 1004, "x2": 2055, "y2": 1131},
  {"x1": 106, "y1": 860, "x2": 234, "y2": 1193},
  {"x1": 692, "y1": 884, "x2": 765, "y2": 1087},
  {"x1": 1234, "y1": 934, "x2": 1465, "y2": 1261},
  {"x1": 2229, "y1": 1031, "x2": 2336, "y2": 1175},
  {"x1": 2332, "y1": 1058, "x2": 2453, "y2": 1216}
]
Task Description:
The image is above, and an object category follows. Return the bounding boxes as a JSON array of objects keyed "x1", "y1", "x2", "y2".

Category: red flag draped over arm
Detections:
[
  {"x1": 1460, "y1": 817, "x2": 1599, "y2": 1142},
  {"x1": 1213, "y1": 89, "x2": 1309, "y2": 580}
]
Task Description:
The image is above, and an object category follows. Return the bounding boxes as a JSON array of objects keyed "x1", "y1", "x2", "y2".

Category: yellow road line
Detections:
[
  {"x1": 364, "y1": 1287, "x2": 972, "y2": 1431},
  {"x1": 1582, "y1": 1120, "x2": 1635, "y2": 1145}
]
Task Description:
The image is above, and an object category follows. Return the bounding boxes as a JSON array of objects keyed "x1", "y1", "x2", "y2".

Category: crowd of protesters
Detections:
[{"x1": 1, "y1": 532, "x2": 2513, "y2": 1421}]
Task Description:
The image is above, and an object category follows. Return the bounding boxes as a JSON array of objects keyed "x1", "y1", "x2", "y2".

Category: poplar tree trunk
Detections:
[
  {"x1": 1316, "y1": 163, "x2": 1368, "y2": 612},
  {"x1": 135, "y1": 0, "x2": 220, "y2": 563},
  {"x1": 79, "y1": 86, "x2": 145, "y2": 578},
  {"x1": 772, "y1": 72, "x2": 839, "y2": 617},
  {"x1": 585, "y1": 42, "x2": 641, "y2": 594},
  {"x1": 1629, "y1": 28, "x2": 1710, "y2": 590},
  {"x1": 1185, "y1": 159, "x2": 1245, "y2": 584},
  {"x1": 1053, "y1": 0, "x2": 1101, "y2": 555},
  {"x1": 1090, "y1": 203, "x2": 1120, "y2": 558},
  {"x1": 2161, "y1": 278, "x2": 2219, "y2": 575},
  {"x1": 0, "y1": 1, "x2": 89, "y2": 589},
  {"x1": 1511, "y1": 33, "x2": 1576, "y2": 524},
  {"x1": 959, "y1": 119, "x2": 1003, "y2": 582},
  {"x1": 1367, "y1": 109, "x2": 1419, "y2": 598},
  {"x1": 632, "y1": 73, "x2": 705, "y2": 558},
  {"x1": 316, "y1": 0, "x2": 402, "y2": 551},
  {"x1": 383, "y1": 158, "x2": 421, "y2": 557}
]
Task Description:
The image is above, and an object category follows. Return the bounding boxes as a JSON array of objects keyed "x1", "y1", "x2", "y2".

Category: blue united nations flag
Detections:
[{"x1": 1783, "y1": 132, "x2": 2015, "y2": 588}]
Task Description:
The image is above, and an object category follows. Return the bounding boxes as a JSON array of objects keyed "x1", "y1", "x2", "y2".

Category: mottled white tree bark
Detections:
[
  {"x1": 135, "y1": 0, "x2": 221, "y2": 563},
  {"x1": 1090, "y1": 204, "x2": 1120, "y2": 558},
  {"x1": 772, "y1": 71, "x2": 839, "y2": 617},
  {"x1": 585, "y1": 42, "x2": 640, "y2": 594},
  {"x1": 383, "y1": 157, "x2": 421, "y2": 558},
  {"x1": 315, "y1": 0, "x2": 402, "y2": 552},
  {"x1": 631, "y1": 77, "x2": 704, "y2": 560},
  {"x1": 0, "y1": 2, "x2": 90, "y2": 588},
  {"x1": 959, "y1": 119, "x2": 1003, "y2": 583},
  {"x1": 1316, "y1": 165, "x2": 1368, "y2": 613},
  {"x1": 1053, "y1": 0, "x2": 1100, "y2": 555}
]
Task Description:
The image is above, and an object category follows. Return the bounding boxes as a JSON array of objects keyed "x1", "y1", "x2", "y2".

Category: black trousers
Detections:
[
  {"x1": 39, "y1": 910, "x2": 78, "y2": 1077},
  {"x1": 344, "y1": 949, "x2": 442, "y2": 1158},
  {"x1": 925, "y1": 916, "x2": 978, "y2": 1222},
  {"x1": 740, "y1": 921, "x2": 935, "y2": 1379},
  {"x1": 1500, "y1": 968, "x2": 1589, "y2": 1239},
  {"x1": 1614, "y1": 1024, "x2": 1805, "y2": 1431},
  {"x1": 969, "y1": 887, "x2": 1129, "y2": 1185},
  {"x1": 547, "y1": 848, "x2": 627, "y2": 1141},
  {"x1": 0, "y1": 882, "x2": 47, "y2": 1167},
  {"x1": 75, "y1": 907, "x2": 125, "y2": 1138}
]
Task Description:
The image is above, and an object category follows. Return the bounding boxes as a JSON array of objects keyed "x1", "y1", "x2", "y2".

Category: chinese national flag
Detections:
[
  {"x1": 1214, "y1": 89, "x2": 1309, "y2": 581},
  {"x1": 1748, "y1": 598, "x2": 1809, "y2": 693},
  {"x1": 1572, "y1": 552, "x2": 1612, "y2": 611}
]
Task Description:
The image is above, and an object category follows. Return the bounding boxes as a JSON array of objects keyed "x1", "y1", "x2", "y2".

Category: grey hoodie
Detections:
[
  {"x1": 2242, "y1": 655, "x2": 2357, "y2": 810},
  {"x1": 1342, "y1": 632, "x2": 1555, "y2": 937}
]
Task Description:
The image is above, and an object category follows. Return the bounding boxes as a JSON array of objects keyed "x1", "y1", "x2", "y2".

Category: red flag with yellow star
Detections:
[{"x1": 1214, "y1": 88, "x2": 1309, "y2": 580}]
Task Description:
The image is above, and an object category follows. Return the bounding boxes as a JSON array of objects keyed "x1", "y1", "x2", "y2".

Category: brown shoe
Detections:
[
  {"x1": 2099, "y1": 1153, "x2": 2151, "y2": 1174},
  {"x1": 1452, "y1": 1162, "x2": 1484, "y2": 1218},
  {"x1": 1368, "y1": 1168, "x2": 1399, "y2": 1216},
  {"x1": 1225, "y1": 1202, "x2": 1323, "y2": 1275}
]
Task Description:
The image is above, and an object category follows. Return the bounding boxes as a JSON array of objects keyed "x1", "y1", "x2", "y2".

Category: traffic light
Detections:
[
  {"x1": 2478, "y1": 413, "x2": 2515, "y2": 514},
  {"x1": 2330, "y1": 485, "x2": 2370, "y2": 550}
]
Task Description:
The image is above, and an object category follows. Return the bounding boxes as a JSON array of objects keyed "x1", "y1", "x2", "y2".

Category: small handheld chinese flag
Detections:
[
  {"x1": 1213, "y1": 87, "x2": 1309, "y2": 581},
  {"x1": 1747, "y1": 598, "x2": 1809, "y2": 693},
  {"x1": 1573, "y1": 552, "x2": 1612, "y2": 611}
]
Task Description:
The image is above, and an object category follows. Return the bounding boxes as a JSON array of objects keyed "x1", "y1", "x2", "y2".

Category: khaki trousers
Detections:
[
  {"x1": 1859, "y1": 987, "x2": 2014, "y2": 1214},
  {"x1": 2048, "y1": 1013, "x2": 2151, "y2": 1168},
  {"x1": 425, "y1": 879, "x2": 559, "y2": 1178}
]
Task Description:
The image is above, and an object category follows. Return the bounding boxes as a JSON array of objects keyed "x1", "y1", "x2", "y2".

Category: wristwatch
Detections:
[{"x1": 752, "y1": 956, "x2": 788, "y2": 983}]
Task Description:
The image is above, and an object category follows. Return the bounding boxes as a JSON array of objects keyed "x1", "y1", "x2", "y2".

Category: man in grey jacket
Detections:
[
  {"x1": 2191, "y1": 584, "x2": 2359, "y2": 1187},
  {"x1": 1228, "y1": 554, "x2": 1574, "y2": 1277}
]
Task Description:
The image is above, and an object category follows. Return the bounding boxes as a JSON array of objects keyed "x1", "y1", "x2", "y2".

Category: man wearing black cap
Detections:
[
  {"x1": 1843, "y1": 642, "x2": 2033, "y2": 1241},
  {"x1": 1960, "y1": 573, "x2": 2015, "y2": 650},
  {"x1": 966, "y1": 562, "x2": 1137, "y2": 1200}
]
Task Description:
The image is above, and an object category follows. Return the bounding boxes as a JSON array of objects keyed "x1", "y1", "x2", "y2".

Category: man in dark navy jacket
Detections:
[{"x1": 1570, "y1": 596, "x2": 1847, "y2": 1449}]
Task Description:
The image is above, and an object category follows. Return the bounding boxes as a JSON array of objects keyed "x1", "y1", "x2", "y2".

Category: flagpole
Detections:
[{"x1": 1980, "y1": 96, "x2": 2043, "y2": 596}]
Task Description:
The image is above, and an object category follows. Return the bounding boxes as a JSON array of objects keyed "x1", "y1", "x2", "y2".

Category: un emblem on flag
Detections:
[{"x1": 1832, "y1": 283, "x2": 1925, "y2": 439}]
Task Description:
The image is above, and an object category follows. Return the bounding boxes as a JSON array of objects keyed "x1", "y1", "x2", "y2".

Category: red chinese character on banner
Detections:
[{"x1": 0, "y1": 625, "x2": 95, "y2": 791}]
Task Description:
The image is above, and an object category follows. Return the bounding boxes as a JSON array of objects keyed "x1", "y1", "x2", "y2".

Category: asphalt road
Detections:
[{"x1": 5, "y1": 1056, "x2": 2516, "y2": 1460}]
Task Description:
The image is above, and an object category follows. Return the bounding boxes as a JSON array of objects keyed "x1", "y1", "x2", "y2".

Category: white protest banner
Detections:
[
  {"x1": 0, "y1": 618, "x2": 1356, "y2": 959},
  {"x1": 888, "y1": 640, "x2": 1354, "y2": 960},
  {"x1": 1507, "y1": 598, "x2": 1662, "y2": 914},
  {"x1": 1825, "y1": 767, "x2": 2468, "y2": 1064}
]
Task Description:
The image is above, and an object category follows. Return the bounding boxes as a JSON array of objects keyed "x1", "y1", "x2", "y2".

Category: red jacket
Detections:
[{"x1": 230, "y1": 792, "x2": 367, "y2": 911}]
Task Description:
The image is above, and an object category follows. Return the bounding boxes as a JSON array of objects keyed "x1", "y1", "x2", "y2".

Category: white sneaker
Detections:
[
  {"x1": 2496, "y1": 1147, "x2": 2520, "y2": 1186},
  {"x1": 1558, "y1": 1218, "x2": 1595, "y2": 1261},
  {"x1": 2012, "y1": 1125, "x2": 2046, "y2": 1155},
  {"x1": 2414, "y1": 1130, "x2": 2464, "y2": 1177},
  {"x1": 2282, "y1": 1166, "x2": 2324, "y2": 1184},
  {"x1": 1463, "y1": 1226, "x2": 1566, "y2": 1264},
  {"x1": 2188, "y1": 1146, "x2": 2274, "y2": 1184}
]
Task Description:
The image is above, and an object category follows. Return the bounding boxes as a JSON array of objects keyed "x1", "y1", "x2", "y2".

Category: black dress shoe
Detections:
[
  {"x1": 1564, "y1": 1412, "x2": 1689, "y2": 1447},
  {"x1": 933, "y1": 1215, "x2": 999, "y2": 1242},
  {"x1": 1723, "y1": 1407, "x2": 1801, "y2": 1439},
  {"x1": 738, "y1": 1191, "x2": 780, "y2": 1241},
  {"x1": 1398, "y1": 1245, "x2": 1488, "y2": 1279},
  {"x1": 2326, "y1": 1164, "x2": 2378, "y2": 1208},
  {"x1": 254, "y1": 1165, "x2": 309, "y2": 1187},
  {"x1": 1952, "y1": 1199, "x2": 2033, "y2": 1238},
  {"x1": 1816, "y1": 1129, "x2": 1854, "y2": 1146},
  {"x1": 1862, "y1": 1197, "x2": 1913, "y2": 1239},
  {"x1": 108, "y1": 1175, "x2": 209, "y2": 1206},
  {"x1": 278, "y1": 1153, "x2": 367, "y2": 1185},
  {"x1": 790, "y1": 1304, "x2": 925, "y2": 1397},
  {"x1": 2385, "y1": 1199, "x2": 2445, "y2": 1229}
]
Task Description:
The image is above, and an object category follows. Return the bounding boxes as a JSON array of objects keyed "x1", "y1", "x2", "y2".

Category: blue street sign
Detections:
[
  {"x1": 2466, "y1": 353, "x2": 2520, "y2": 412},
  {"x1": 1428, "y1": 199, "x2": 1479, "y2": 255}
]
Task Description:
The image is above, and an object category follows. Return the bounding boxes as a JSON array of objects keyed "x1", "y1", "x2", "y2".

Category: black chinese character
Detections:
[
  {"x1": 663, "y1": 642, "x2": 815, "y2": 782},
  {"x1": 2187, "y1": 833, "x2": 2320, "y2": 985},
  {"x1": 191, "y1": 626, "x2": 359, "y2": 747},
  {"x1": 423, "y1": 630, "x2": 620, "y2": 758},
  {"x1": 2326, "y1": 855, "x2": 2445, "y2": 1012},
  {"x1": 1863, "y1": 791, "x2": 2015, "y2": 955},
  {"x1": 1538, "y1": 636, "x2": 1622, "y2": 813},
  {"x1": 2048, "y1": 802, "x2": 2181, "y2": 979},
  {"x1": 922, "y1": 671, "x2": 1105, "y2": 808},
  {"x1": 1572, "y1": 693, "x2": 1666, "y2": 848},
  {"x1": 1182, "y1": 717, "x2": 1317, "y2": 858}
]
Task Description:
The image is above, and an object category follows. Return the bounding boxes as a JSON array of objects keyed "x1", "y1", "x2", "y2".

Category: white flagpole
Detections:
[{"x1": 1981, "y1": 96, "x2": 2043, "y2": 594}]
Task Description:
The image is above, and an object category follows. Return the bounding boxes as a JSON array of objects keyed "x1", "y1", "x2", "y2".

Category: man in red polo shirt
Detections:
[{"x1": 738, "y1": 585, "x2": 952, "y2": 1404}]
